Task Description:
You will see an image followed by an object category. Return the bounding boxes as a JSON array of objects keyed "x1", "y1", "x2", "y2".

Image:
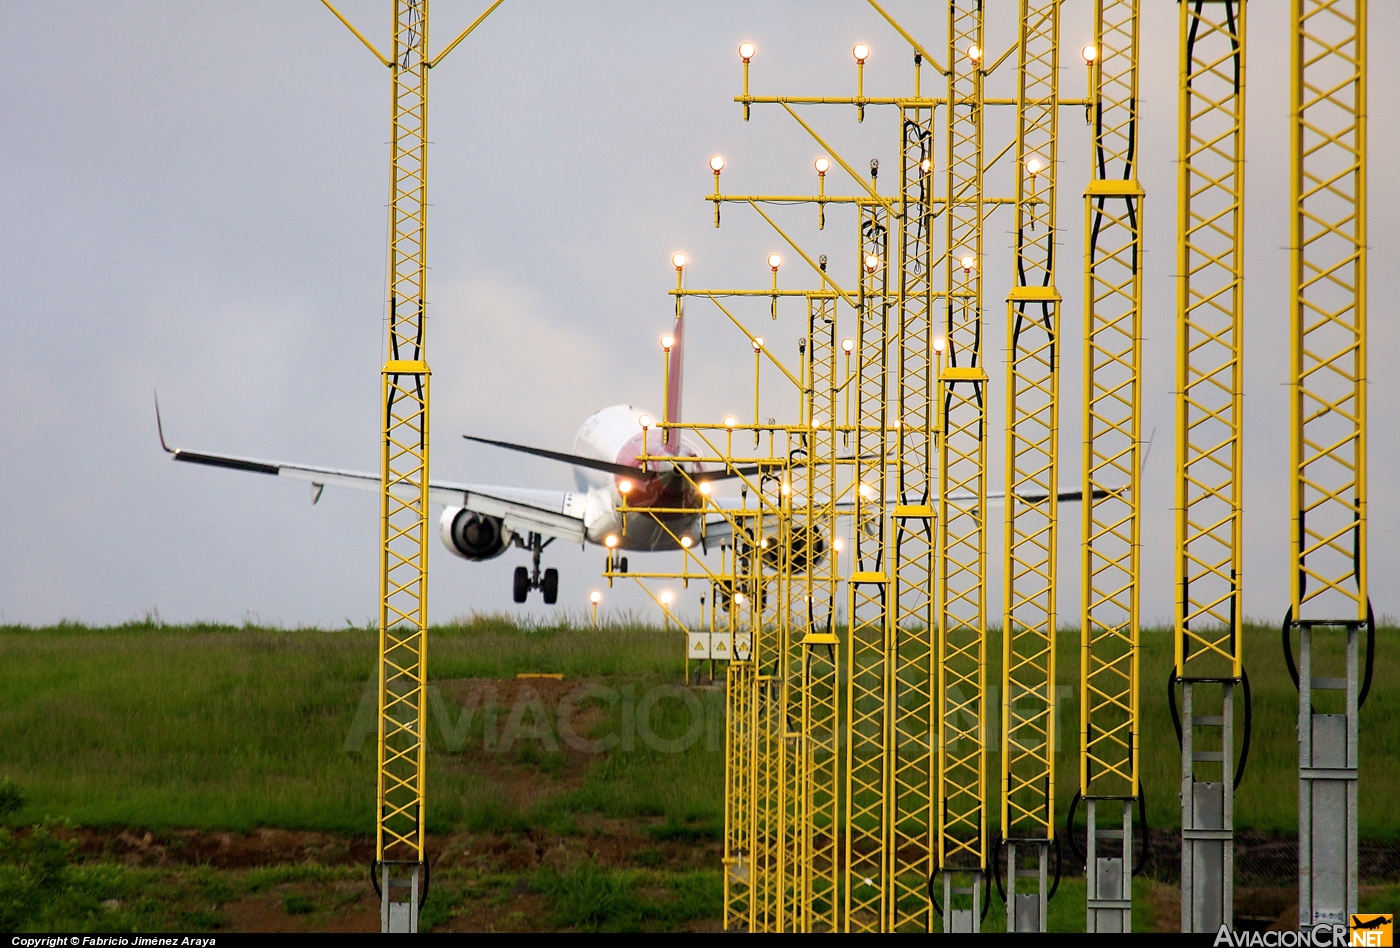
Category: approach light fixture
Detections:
[
  {"x1": 681, "y1": 536, "x2": 693, "y2": 549},
  {"x1": 1026, "y1": 156, "x2": 1043, "y2": 177},
  {"x1": 660, "y1": 590, "x2": 674, "y2": 606},
  {"x1": 661, "y1": 334, "x2": 675, "y2": 351},
  {"x1": 960, "y1": 254, "x2": 977, "y2": 274},
  {"x1": 858, "y1": 482, "x2": 874, "y2": 500},
  {"x1": 638, "y1": 413, "x2": 652, "y2": 429},
  {"x1": 590, "y1": 590, "x2": 602, "y2": 604},
  {"x1": 618, "y1": 479, "x2": 633, "y2": 494},
  {"x1": 700, "y1": 481, "x2": 712, "y2": 495},
  {"x1": 672, "y1": 252, "x2": 687, "y2": 270},
  {"x1": 864, "y1": 253, "x2": 880, "y2": 273},
  {"x1": 734, "y1": 592, "x2": 746, "y2": 605},
  {"x1": 814, "y1": 156, "x2": 830, "y2": 175},
  {"x1": 967, "y1": 45, "x2": 982, "y2": 63},
  {"x1": 752, "y1": 336, "x2": 765, "y2": 352},
  {"x1": 920, "y1": 157, "x2": 932, "y2": 174},
  {"x1": 724, "y1": 415, "x2": 738, "y2": 429},
  {"x1": 768, "y1": 253, "x2": 783, "y2": 271},
  {"x1": 739, "y1": 42, "x2": 755, "y2": 62},
  {"x1": 933, "y1": 337, "x2": 946, "y2": 354},
  {"x1": 605, "y1": 534, "x2": 619, "y2": 548},
  {"x1": 1082, "y1": 44, "x2": 1098, "y2": 64},
  {"x1": 852, "y1": 43, "x2": 869, "y2": 63},
  {"x1": 833, "y1": 537, "x2": 845, "y2": 552},
  {"x1": 780, "y1": 481, "x2": 792, "y2": 496},
  {"x1": 841, "y1": 337, "x2": 855, "y2": 354},
  {"x1": 710, "y1": 154, "x2": 725, "y2": 173}
]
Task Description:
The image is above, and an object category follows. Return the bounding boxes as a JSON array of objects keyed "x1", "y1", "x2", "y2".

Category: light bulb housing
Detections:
[
  {"x1": 768, "y1": 253, "x2": 783, "y2": 270},
  {"x1": 638, "y1": 414, "x2": 652, "y2": 428},
  {"x1": 672, "y1": 252, "x2": 687, "y2": 269},
  {"x1": 724, "y1": 415, "x2": 738, "y2": 428},
  {"x1": 1082, "y1": 44, "x2": 1098, "y2": 64},
  {"x1": 590, "y1": 591, "x2": 602, "y2": 604},
  {"x1": 814, "y1": 157, "x2": 830, "y2": 175},
  {"x1": 739, "y1": 42, "x2": 755, "y2": 62},
  {"x1": 661, "y1": 334, "x2": 675, "y2": 351},
  {"x1": 841, "y1": 337, "x2": 855, "y2": 353},
  {"x1": 752, "y1": 336, "x2": 765, "y2": 352},
  {"x1": 852, "y1": 43, "x2": 869, "y2": 63},
  {"x1": 710, "y1": 154, "x2": 725, "y2": 173},
  {"x1": 605, "y1": 534, "x2": 619, "y2": 548}
]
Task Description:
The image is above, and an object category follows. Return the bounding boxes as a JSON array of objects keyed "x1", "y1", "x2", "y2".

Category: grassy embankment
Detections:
[{"x1": 0, "y1": 615, "x2": 1395, "y2": 931}]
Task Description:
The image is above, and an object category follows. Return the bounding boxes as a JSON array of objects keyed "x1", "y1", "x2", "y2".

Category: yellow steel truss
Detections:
[
  {"x1": 1081, "y1": 0, "x2": 1143, "y2": 932},
  {"x1": 845, "y1": 202, "x2": 892, "y2": 932},
  {"x1": 377, "y1": 6, "x2": 432, "y2": 925},
  {"x1": 936, "y1": 3, "x2": 989, "y2": 929},
  {"x1": 889, "y1": 103, "x2": 937, "y2": 933},
  {"x1": 1002, "y1": 0, "x2": 1061, "y2": 932},
  {"x1": 1289, "y1": 0, "x2": 1366, "y2": 626},
  {"x1": 1289, "y1": 0, "x2": 1366, "y2": 928},
  {"x1": 1175, "y1": 0, "x2": 1246, "y2": 932},
  {"x1": 321, "y1": 2, "x2": 504, "y2": 931}
]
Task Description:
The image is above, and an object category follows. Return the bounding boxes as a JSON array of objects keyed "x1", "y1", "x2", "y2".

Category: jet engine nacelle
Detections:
[{"x1": 440, "y1": 507, "x2": 513, "y2": 561}]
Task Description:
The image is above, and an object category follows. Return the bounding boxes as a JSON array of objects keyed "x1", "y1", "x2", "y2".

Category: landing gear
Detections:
[{"x1": 511, "y1": 532, "x2": 558, "y2": 604}]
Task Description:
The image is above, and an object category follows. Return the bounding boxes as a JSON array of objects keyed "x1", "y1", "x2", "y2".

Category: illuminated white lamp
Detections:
[
  {"x1": 752, "y1": 336, "x2": 765, "y2": 352},
  {"x1": 699, "y1": 481, "x2": 712, "y2": 496},
  {"x1": 852, "y1": 43, "x2": 869, "y2": 64},
  {"x1": 768, "y1": 253, "x2": 783, "y2": 271},
  {"x1": 841, "y1": 337, "x2": 855, "y2": 354},
  {"x1": 724, "y1": 415, "x2": 738, "y2": 428},
  {"x1": 739, "y1": 42, "x2": 755, "y2": 62},
  {"x1": 735, "y1": 592, "x2": 746, "y2": 605},
  {"x1": 680, "y1": 536, "x2": 693, "y2": 549},
  {"x1": 933, "y1": 337, "x2": 946, "y2": 354},
  {"x1": 967, "y1": 45, "x2": 982, "y2": 63},
  {"x1": 618, "y1": 480, "x2": 632, "y2": 494},
  {"x1": 672, "y1": 252, "x2": 687, "y2": 269},
  {"x1": 1026, "y1": 157, "x2": 1043, "y2": 177},
  {"x1": 589, "y1": 590, "x2": 602, "y2": 604},
  {"x1": 858, "y1": 482, "x2": 874, "y2": 499},
  {"x1": 864, "y1": 253, "x2": 880, "y2": 273},
  {"x1": 661, "y1": 333, "x2": 675, "y2": 351},
  {"x1": 660, "y1": 590, "x2": 674, "y2": 606},
  {"x1": 833, "y1": 537, "x2": 845, "y2": 552},
  {"x1": 710, "y1": 154, "x2": 726, "y2": 173},
  {"x1": 605, "y1": 534, "x2": 619, "y2": 548},
  {"x1": 1082, "y1": 44, "x2": 1098, "y2": 64},
  {"x1": 960, "y1": 254, "x2": 977, "y2": 274},
  {"x1": 638, "y1": 413, "x2": 652, "y2": 429},
  {"x1": 814, "y1": 157, "x2": 830, "y2": 175}
]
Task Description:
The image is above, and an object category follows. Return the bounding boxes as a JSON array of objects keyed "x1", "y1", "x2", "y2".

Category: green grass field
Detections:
[{"x1": 0, "y1": 615, "x2": 1394, "y2": 931}]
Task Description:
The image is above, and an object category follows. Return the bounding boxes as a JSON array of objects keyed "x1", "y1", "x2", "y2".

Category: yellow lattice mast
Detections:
[
  {"x1": 321, "y1": 1, "x2": 503, "y2": 932},
  {"x1": 1079, "y1": 0, "x2": 1143, "y2": 932},
  {"x1": 935, "y1": 0, "x2": 988, "y2": 932},
  {"x1": 1174, "y1": 0, "x2": 1246, "y2": 932},
  {"x1": 889, "y1": 83, "x2": 937, "y2": 938},
  {"x1": 1287, "y1": 0, "x2": 1367, "y2": 929},
  {"x1": 1002, "y1": 0, "x2": 1061, "y2": 933},
  {"x1": 846, "y1": 201, "x2": 892, "y2": 932}
]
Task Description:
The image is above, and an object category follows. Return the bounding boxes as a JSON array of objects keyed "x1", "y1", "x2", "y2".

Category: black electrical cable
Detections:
[
  {"x1": 1131, "y1": 788, "x2": 1150, "y2": 877},
  {"x1": 1359, "y1": 601, "x2": 1376, "y2": 710},
  {"x1": 418, "y1": 859, "x2": 431, "y2": 911},
  {"x1": 1167, "y1": 668, "x2": 1182, "y2": 748},
  {"x1": 1048, "y1": 836, "x2": 1063, "y2": 901},
  {"x1": 1234, "y1": 668, "x2": 1253, "y2": 790},
  {"x1": 993, "y1": 839, "x2": 1007, "y2": 904},
  {"x1": 926, "y1": 867, "x2": 944, "y2": 919},
  {"x1": 370, "y1": 860, "x2": 382, "y2": 899},
  {"x1": 1282, "y1": 607, "x2": 1300, "y2": 691},
  {"x1": 1065, "y1": 791, "x2": 1085, "y2": 865},
  {"x1": 980, "y1": 870, "x2": 991, "y2": 924}
]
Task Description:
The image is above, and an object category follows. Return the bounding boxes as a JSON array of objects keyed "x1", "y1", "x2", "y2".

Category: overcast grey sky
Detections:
[{"x1": 1, "y1": 1, "x2": 1396, "y2": 630}]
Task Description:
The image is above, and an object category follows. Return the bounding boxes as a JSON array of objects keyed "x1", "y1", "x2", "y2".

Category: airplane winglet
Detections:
[{"x1": 154, "y1": 391, "x2": 174, "y2": 454}]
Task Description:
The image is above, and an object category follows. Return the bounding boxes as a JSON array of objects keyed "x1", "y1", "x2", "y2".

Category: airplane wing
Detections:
[{"x1": 157, "y1": 406, "x2": 585, "y2": 544}]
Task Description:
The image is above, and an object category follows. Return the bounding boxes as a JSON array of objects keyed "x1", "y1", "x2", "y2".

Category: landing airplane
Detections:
[{"x1": 159, "y1": 305, "x2": 1101, "y2": 605}]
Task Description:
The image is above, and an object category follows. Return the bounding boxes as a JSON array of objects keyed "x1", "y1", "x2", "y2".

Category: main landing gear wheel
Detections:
[{"x1": 510, "y1": 531, "x2": 560, "y2": 604}]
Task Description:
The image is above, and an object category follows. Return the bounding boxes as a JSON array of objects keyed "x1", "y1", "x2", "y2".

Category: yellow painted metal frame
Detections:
[
  {"x1": 1289, "y1": 0, "x2": 1366, "y2": 627},
  {"x1": 1001, "y1": 2, "x2": 1061, "y2": 930},
  {"x1": 1176, "y1": 0, "x2": 1246, "y2": 683},
  {"x1": 936, "y1": 2, "x2": 989, "y2": 917},
  {"x1": 1081, "y1": 0, "x2": 1143, "y2": 931},
  {"x1": 377, "y1": 0, "x2": 433, "y2": 878}
]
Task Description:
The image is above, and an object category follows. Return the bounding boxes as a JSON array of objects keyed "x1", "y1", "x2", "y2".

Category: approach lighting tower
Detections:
[
  {"x1": 1285, "y1": 0, "x2": 1369, "y2": 931},
  {"x1": 1078, "y1": 0, "x2": 1144, "y2": 933},
  {"x1": 1173, "y1": 0, "x2": 1248, "y2": 933},
  {"x1": 321, "y1": 0, "x2": 505, "y2": 933}
]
